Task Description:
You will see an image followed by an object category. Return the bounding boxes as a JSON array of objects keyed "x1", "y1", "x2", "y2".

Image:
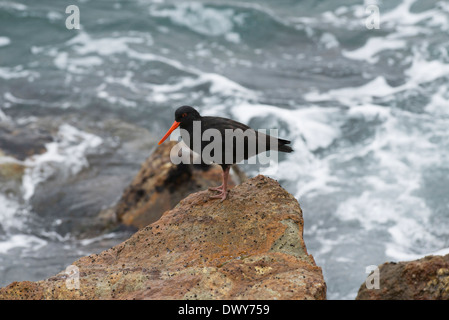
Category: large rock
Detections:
[
  {"x1": 115, "y1": 141, "x2": 239, "y2": 229},
  {"x1": 356, "y1": 254, "x2": 449, "y2": 300},
  {"x1": 0, "y1": 175, "x2": 326, "y2": 300}
]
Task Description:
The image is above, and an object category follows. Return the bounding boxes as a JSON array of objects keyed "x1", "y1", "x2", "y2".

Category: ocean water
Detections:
[{"x1": 0, "y1": 0, "x2": 448, "y2": 299}]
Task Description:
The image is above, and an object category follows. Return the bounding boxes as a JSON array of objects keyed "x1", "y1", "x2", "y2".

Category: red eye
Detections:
[{"x1": 182, "y1": 113, "x2": 187, "y2": 118}]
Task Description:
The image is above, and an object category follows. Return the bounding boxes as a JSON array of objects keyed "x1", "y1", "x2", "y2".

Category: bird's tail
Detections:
[{"x1": 278, "y1": 138, "x2": 293, "y2": 153}]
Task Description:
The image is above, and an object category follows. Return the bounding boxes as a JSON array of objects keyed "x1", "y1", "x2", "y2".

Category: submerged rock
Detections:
[
  {"x1": 356, "y1": 254, "x2": 449, "y2": 300},
  {"x1": 0, "y1": 175, "x2": 326, "y2": 300},
  {"x1": 0, "y1": 120, "x2": 51, "y2": 198},
  {"x1": 0, "y1": 121, "x2": 52, "y2": 161},
  {"x1": 19, "y1": 115, "x2": 158, "y2": 238},
  {"x1": 115, "y1": 141, "x2": 238, "y2": 229}
]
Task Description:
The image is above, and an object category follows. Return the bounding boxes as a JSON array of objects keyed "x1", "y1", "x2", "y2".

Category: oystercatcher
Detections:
[{"x1": 158, "y1": 106, "x2": 293, "y2": 200}]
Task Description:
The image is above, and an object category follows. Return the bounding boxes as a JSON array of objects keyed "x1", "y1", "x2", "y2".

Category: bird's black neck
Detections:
[{"x1": 180, "y1": 117, "x2": 202, "y2": 131}]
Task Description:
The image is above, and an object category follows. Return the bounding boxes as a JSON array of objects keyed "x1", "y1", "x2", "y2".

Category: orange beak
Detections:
[{"x1": 158, "y1": 121, "x2": 181, "y2": 145}]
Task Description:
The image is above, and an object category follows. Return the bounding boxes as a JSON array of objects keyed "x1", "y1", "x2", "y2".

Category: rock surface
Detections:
[
  {"x1": 115, "y1": 141, "x2": 238, "y2": 229},
  {"x1": 356, "y1": 254, "x2": 449, "y2": 300},
  {"x1": 0, "y1": 120, "x2": 52, "y2": 161},
  {"x1": 0, "y1": 175, "x2": 326, "y2": 300}
]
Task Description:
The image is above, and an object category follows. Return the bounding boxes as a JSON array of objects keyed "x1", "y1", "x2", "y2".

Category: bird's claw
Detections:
[
  {"x1": 208, "y1": 185, "x2": 223, "y2": 192},
  {"x1": 209, "y1": 190, "x2": 228, "y2": 201}
]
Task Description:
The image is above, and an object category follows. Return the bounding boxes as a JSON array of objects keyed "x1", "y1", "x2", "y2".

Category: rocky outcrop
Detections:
[
  {"x1": 115, "y1": 141, "x2": 239, "y2": 229},
  {"x1": 356, "y1": 254, "x2": 449, "y2": 300},
  {"x1": 0, "y1": 175, "x2": 326, "y2": 300}
]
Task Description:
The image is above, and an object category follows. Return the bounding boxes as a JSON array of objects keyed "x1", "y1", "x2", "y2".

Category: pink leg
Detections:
[
  {"x1": 209, "y1": 166, "x2": 230, "y2": 201},
  {"x1": 208, "y1": 185, "x2": 223, "y2": 192}
]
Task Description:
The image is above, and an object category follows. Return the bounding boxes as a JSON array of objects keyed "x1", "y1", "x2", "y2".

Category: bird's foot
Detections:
[
  {"x1": 208, "y1": 185, "x2": 223, "y2": 192},
  {"x1": 209, "y1": 190, "x2": 228, "y2": 201}
]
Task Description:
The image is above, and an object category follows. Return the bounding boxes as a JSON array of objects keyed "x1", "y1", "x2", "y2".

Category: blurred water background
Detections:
[{"x1": 0, "y1": 0, "x2": 448, "y2": 299}]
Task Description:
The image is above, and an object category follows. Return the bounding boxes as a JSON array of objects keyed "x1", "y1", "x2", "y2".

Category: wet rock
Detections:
[
  {"x1": 0, "y1": 162, "x2": 24, "y2": 180},
  {"x1": 0, "y1": 162, "x2": 25, "y2": 198},
  {"x1": 356, "y1": 254, "x2": 449, "y2": 300},
  {"x1": 0, "y1": 120, "x2": 52, "y2": 197},
  {"x1": 24, "y1": 115, "x2": 157, "y2": 238},
  {"x1": 0, "y1": 175, "x2": 326, "y2": 300},
  {"x1": 0, "y1": 121, "x2": 52, "y2": 161},
  {"x1": 115, "y1": 141, "x2": 238, "y2": 229}
]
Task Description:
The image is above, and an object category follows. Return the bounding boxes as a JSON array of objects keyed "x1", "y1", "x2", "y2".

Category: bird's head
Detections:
[
  {"x1": 174, "y1": 105, "x2": 201, "y2": 124},
  {"x1": 158, "y1": 106, "x2": 201, "y2": 145}
]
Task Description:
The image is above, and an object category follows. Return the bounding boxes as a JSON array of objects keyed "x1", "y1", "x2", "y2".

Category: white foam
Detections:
[
  {"x1": 0, "y1": 36, "x2": 10, "y2": 47},
  {"x1": 429, "y1": 247, "x2": 449, "y2": 257},
  {"x1": 145, "y1": 73, "x2": 257, "y2": 102},
  {"x1": 347, "y1": 103, "x2": 390, "y2": 120},
  {"x1": 303, "y1": 0, "x2": 448, "y2": 67},
  {"x1": 0, "y1": 67, "x2": 39, "y2": 80},
  {"x1": 0, "y1": 108, "x2": 8, "y2": 121},
  {"x1": 305, "y1": 54, "x2": 449, "y2": 104},
  {"x1": 203, "y1": 73, "x2": 255, "y2": 97},
  {"x1": 305, "y1": 76, "x2": 399, "y2": 104},
  {"x1": 63, "y1": 30, "x2": 254, "y2": 103},
  {"x1": 342, "y1": 37, "x2": 406, "y2": 63},
  {"x1": 386, "y1": 245, "x2": 449, "y2": 262},
  {"x1": 54, "y1": 52, "x2": 103, "y2": 73},
  {"x1": 149, "y1": 3, "x2": 243, "y2": 42},
  {"x1": 39, "y1": 230, "x2": 70, "y2": 242},
  {"x1": 79, "y1": 232, "x2": 122, "y2": 246},
  {"x1": 295, "y1": 39, "x2": 448, "y2": 265},
  {"x1": 320, "y1": 32, "x2": 339, "y2": 49},
  {"x1": 336, "y1": 171, "x2": 442, "y2": 262},
  {"x1": 64, "y1": 30, "x2": 201, "y2": 77},
  {"x1": 0, "y1": 2, "x2": 27, "y2": 11},
  {"x1": 22, "y1": 124, "x2": 103, "y2": 201},
  {"x1": 97, "y1": 90, "x2": 137, "y2": 108},
  {"x1": 0, "y1": 234, "x2": 47, "y2": 254},
  {"x1": 67, "y1": 32, "x2": 147, "y2": 56},
  {"x1": 406, "y1": 55, "x2": 449, "y2": 85},
  {"x1": 0, "y1": 193, "x2": 23, "y2": 232},
  {"x1": 425, "y1": 84, "x2": 449, "y2": 116},
  {"x1": 225, "y1": 32, "x2": 241, "y2": 43},
  {"x1": 333, "y1": 101, "x2": 448, "y2": 261},
  {"x1": 336, "y1": 189, "x2": 440, "y2": 261},
  {"x1": 386, "y1": 215, "x2": 444, "y2": 261},
  {"x1": 4, "y1": 92, "x2": 42, "y2": 106},
  {"x1": 382, "y1": 0, "x2": 449, "y2": 31}
]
